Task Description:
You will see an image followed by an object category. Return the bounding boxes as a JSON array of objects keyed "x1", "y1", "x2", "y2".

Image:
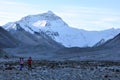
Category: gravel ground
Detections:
[{"x1": 0, "y1": 60, "x2": 120, "y2": 80}]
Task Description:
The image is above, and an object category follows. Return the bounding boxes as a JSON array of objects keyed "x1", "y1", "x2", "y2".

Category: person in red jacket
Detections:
[{"x1": 27, "y1": 57, "x2": 32, "y2": 70}]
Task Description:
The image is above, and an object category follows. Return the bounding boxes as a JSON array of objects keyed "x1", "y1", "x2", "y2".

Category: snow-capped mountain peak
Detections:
[
  {"x1": 20, "y1": 10, "x2": 62, "y2": 22},
  {"x1": 47, "y1": 10, "x2": 55, "y2": 14},
  {"x1": 3, "y1": 11, "x2": 120, "y2": 47},
  {"x1": 12, "y1": 11, "x2": 68, "y2": 33}
]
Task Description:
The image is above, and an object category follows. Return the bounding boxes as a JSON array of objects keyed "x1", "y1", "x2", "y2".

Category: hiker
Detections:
[
  {"x1": 19, "y1": 57, "x2": 24, "y2": 71},
  {"x1": 27, "y1": 57, "x2": 32, "y2": 70}
]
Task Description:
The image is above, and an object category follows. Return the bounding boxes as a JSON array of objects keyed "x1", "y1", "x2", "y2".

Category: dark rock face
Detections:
[
  {"x1": 1, "y1": 23, "x2": 64, "y2": 56},
  {"x1": 0, "y1": 26, "x2": 18, "y2": 48},
  {"x1": 5, "y1": 23, "x2": 64, "y2": 49}
]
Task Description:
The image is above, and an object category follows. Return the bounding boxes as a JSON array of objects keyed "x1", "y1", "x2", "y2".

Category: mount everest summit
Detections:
[{"x1": 3, "y1": 11, "x2": 120, "y2": 47}]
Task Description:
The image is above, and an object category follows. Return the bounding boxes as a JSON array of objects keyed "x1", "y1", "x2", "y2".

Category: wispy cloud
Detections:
[
  {"x1": 0, "y1": 0, "x2": 40, "y2": 25},
  {"x1": 55, "y1": 5, "x2": 120, "y2": 30}
]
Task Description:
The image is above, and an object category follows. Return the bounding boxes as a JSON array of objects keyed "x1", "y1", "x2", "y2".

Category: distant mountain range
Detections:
[
  {"x1": 3, "y1": 11, "x2": 120, "y2": 47},
  {"x1": 53, "y1": 33, "x2": 120, "y2": 61},
  {"x1": 1, "y1": 11, "x2": 120, "y2": 60}
]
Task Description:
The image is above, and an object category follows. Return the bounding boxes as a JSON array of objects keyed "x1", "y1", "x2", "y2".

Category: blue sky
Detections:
[{"x1": 0, "y1": 0, "x2": 120, "y2": 31}]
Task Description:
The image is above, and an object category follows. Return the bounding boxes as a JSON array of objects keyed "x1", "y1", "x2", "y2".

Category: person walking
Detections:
[
  {"x1": 27, "y1": 57, "x2": 32, "y2": 70},
  {"x1": 19, "y1": 57, "x2": 24, "y2": 71}
]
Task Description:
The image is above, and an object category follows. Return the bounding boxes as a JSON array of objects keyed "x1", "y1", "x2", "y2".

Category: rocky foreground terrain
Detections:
[{"x1": 0, "y1": 60, "x2": 120, "y2": 80}]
